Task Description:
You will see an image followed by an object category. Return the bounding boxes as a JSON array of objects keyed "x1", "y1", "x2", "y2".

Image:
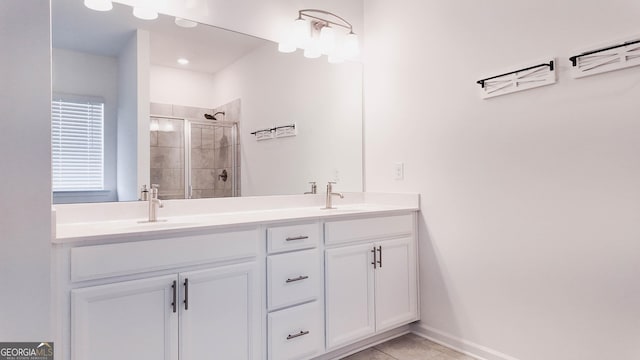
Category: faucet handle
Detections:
[{"x1": 151, "y1": 184, "x2": 160, "y2": 189}]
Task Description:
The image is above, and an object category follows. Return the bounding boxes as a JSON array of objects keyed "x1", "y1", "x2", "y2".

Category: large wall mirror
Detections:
[{"x1": 52, "y1": 0, "x2": 363, "y2": 203}]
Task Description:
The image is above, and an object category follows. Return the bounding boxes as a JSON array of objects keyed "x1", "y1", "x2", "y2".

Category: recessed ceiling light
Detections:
[{"x1": 177, "y1": 58, "x2": 190, "y2": 65}]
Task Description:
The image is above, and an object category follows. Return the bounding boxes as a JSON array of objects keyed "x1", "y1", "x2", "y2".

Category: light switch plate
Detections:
[{"x1": 394, "y1": 163, "x2": 404, "y2": 180}]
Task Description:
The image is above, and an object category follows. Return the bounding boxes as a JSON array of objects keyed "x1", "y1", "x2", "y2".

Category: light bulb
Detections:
[
  {"x1": 133, "y1": 0, "x2": 158, "y2": 20},
  {"x1": 318, "y1": 25, "x2": 336, "y2": 55},
  {"x1": 84, "y1": 0, "x2": 112, "y2": 11},
  {"x1": 175, "y1": 17, "x2": 198, "y2": 28},
  {"x1": 303, "y1": 39, "x2": 321, "y2": 59},
  {"x1": 293, "y1": 18, "x2": 310, "y2": 49},
  {"x1": 278, "y1": 41, "x2": 296, "y2": 53},
  {"x1": 343, "y1": 32, "x2": 359, "y2": 58},
  {"x1": 177, "y1": 58, "x2": 189, "y2": 65}
]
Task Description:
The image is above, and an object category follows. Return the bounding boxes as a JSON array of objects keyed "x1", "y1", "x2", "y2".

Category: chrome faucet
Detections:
[
  {"x1": 304, "y1": 182, "x2": 317, "y2": 194},
  {"x1": 149, "y1": 184, "x2": 164, "y2": 222},
  {"x1": 324, "y1": 181, "x2": 344, "y2": 209}
]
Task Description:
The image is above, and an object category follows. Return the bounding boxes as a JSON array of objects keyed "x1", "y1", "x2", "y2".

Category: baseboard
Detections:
[{"x1": 411, "y1": 323, "x2": 522, "y2": 360}]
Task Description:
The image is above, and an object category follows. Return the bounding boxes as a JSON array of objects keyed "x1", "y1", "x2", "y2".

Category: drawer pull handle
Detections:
[
  {"x1": 286, "y1": 235, "x2": 309, "y2": 241},
  {"x1": 286, "y1": 275, "x2": 309, "y2": 283},
  {"x1": 286, "y1": 330, "x2": 310, "y2": 340}
]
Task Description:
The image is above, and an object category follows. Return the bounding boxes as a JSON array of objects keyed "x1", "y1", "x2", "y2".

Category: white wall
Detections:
[
  {"x1": 117, "y1": 30, "x2": 150, "y2": 201},
  {"x1": 150, "y1": 65, "x2": 216, "y2": 109},
  {"x1": 52, "y1": 48, "x2": 119, "y2": 203},
  {"x1": 0, "y1": 0, "x2": 52, "y2": 340},
  {"x1": 364, "y1": 1, "x2": 640, "y2": 360},
  {"x1": 209, "y1": 44, "x2": 363, "y2": 196}
]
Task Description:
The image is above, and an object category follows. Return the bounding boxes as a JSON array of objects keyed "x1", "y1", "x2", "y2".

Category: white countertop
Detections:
[{"x1": 53, "y1": 193, "x2": 419, "y2": 244}]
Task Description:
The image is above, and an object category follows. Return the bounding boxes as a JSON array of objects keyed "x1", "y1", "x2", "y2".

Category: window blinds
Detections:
[{"x1": 51, "y1": 98, "x2": 104, "y2": 191}]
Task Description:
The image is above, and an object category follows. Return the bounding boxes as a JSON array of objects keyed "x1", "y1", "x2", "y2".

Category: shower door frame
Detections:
[{"x1": 150, "y1": 115, "x2": 239, "y2": 199}]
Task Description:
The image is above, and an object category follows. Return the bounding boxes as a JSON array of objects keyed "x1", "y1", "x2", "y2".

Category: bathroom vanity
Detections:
[{"x1": 52, "y1": 193, "x2": 419, "y2": 360}]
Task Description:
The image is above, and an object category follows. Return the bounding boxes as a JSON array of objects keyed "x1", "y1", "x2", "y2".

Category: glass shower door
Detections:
[{"x1": 150, "y1": 116, "x2": 186, "y2": 200}]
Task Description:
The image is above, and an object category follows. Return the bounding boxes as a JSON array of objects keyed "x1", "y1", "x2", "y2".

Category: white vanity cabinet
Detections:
[
  {"x1": 71, "y1": 275, "x2": 179, "y2": 360},
  {"x1": 266, "y1": 222, "x2": 324, "y2": 360},
  {"x1": 324, "y1": 214, "x2": 418, "y2": 350},
  {"x1": 63, "y1": 228, "x2": 261, "y2": 360}
]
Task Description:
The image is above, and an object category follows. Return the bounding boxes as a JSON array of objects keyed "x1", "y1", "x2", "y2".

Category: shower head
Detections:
[{"x1": 204, "y1": 111, "x2": 226, "y2": 121}]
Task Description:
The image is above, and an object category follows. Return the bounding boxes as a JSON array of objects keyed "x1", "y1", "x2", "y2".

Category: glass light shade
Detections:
[
  {"x1": 318, "y1": 26, "x2": 336, "y2": 55},
  {"x1": 150, "y1": 120, "x2": 159, "y2": 132},
  {"x1": 303, "y1": 40, "x2": 321, "y2": 59},
  {"x1": 293, "y1": 18, "x2": 310, "y2": 49},
  {"x1": 328, "y1": 54, "x2": 344, "y2": 64},
  {"x1": 133, "y1": 4, "x2": 158, "y2": 20},
  {"x1": 84, "y1": 0, "x2": 112, "y2": 11},
  {"x1": 278, "y1": 41, "x2": 296, "y2": 53},
  {"x1": 175, "y1": 17, "x2": 198, "y2": 28},
  {"x1": 343, "y1": 32, "x2": 359, "y2": 58}
]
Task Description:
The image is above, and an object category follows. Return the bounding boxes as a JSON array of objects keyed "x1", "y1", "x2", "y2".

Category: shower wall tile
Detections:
[
  {"x1": 150, "y1": 103, "x2": 173, "y2": 116},
  {"x1": 215, "y1": 146, "x2": 231, "y2": 169},
  {"x1": 202, "y1": 127, "x2": 215, "y2": 149},
  {"x1": 150, "y1": 168, "x2": 184, "y2": 199},
  {"x1": 150, "y1": 131, "x2": 158, "y2": 147},
  {"x1": 151, "y1": 147, "x2": 183, "y2": 169},
  {"x1": 192, "y1": 169, "x2": 216, "y2": 190},
  {"x1": 191, "y1": 126, "x2": 202, "y2": 148},
  {"x1": 157, "y1": 122, "x2": 184, "y2": 147},
  {"x1": 173, "y1": 105, "x2": 212, "y2": 120},
  {"x1": 191, "y1": 148, "x2": 215, "y2": 169}
]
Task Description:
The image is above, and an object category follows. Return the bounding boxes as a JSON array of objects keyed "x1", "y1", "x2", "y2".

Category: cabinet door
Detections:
[
  {"x1": 71, "y1": 275, "x2": 178, "y2": 360},
  {"x1": 325, "y1": 243, "x2": 375, "y2": 350},
  {"x1": 374, "y1": 237, "x2": 418, "y2": 332},
  {"x1": 180, "y1": 262, "x2": 260, "y2": 360}
]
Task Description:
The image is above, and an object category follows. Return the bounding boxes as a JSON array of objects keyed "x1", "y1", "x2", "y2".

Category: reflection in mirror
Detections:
[{"x1": 52, "y1": 0, "x2": 362, "y2": 203}]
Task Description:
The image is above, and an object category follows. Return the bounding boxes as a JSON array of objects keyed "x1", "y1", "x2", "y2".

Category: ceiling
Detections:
[{"x1": 52, "y1": 0, "x2": 267, "y2": 74}]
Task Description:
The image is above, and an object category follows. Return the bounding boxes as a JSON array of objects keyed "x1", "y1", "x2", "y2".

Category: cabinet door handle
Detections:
[
  {"x1": 377, "y1": 246, "x2": 382, "y2": 268},
  {"x1": 286, "y1": 235, "x2": 309, "y2": 241},
  {"x1": 183, "y1": 278, "x2": 189, "y2": 310},
  {"x1": 371, "y1": 246, "x2": 377, "y2": 269},
  {"x1": 171, "y1": 280, "x2": 177, "y2": 313},
  {"x1": 286, "y1": 330, "x2": 310, "y2": 340},
  {"x1": 286, "y1": 275, "x2": 309, "y2": 283}
]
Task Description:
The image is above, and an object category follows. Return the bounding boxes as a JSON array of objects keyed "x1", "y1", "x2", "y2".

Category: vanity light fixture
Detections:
[
  {"x1": 279, "y1": 9, "x2": 359, "y2": 63},
  {"x1": 177, "y1": 58, "x2": 190, "y2": 65},
  {"x1": 84, "y1": 0, "x2": 113, "y2": 12}
]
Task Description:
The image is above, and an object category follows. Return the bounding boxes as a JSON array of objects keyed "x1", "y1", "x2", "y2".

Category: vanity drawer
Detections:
[
  {"x1": 267, "y1": 222, "x2": 319, "y2": 254},
  {"x1": 267, "y1": 249, "x2": 320, "y2": 310},
  {"x1": 324, "y1": 214, "x2": 414, "y2": 245},
  {"x1": 71, "y1": 228, "x2": 259, "y2": 282},
  {"x1": 268, "y1": 301, "x2": 323, "y2": 360}
]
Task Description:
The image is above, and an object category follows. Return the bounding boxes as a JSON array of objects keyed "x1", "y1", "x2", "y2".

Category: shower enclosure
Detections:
[{"x1": 150, "y1": 115, "x2": 239, "y2": 199}]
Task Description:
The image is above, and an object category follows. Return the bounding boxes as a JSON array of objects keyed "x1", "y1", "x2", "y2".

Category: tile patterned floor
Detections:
[{"x1": 341, "y1": 333, "x2": 476, "y2": 360}]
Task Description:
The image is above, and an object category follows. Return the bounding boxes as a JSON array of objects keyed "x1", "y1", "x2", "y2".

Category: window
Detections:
[{"x1": 51, "y1": 96, "x2": 104, "y2": 191}]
